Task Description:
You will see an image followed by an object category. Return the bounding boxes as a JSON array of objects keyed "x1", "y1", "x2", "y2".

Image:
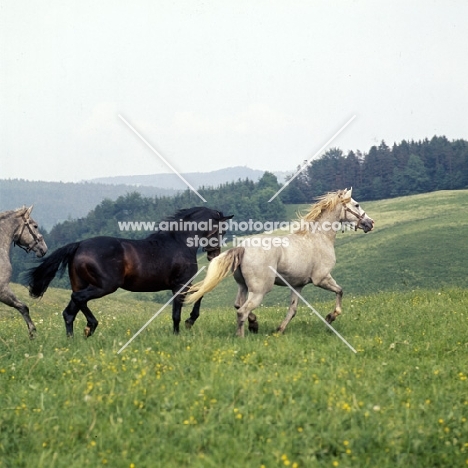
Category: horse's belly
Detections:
[
  {"x1": 274, "y1": 274, "x2": 312, "y2": 288},
  {"x1": 121, "y1": 276, "x2": 169, "y2": 293}
]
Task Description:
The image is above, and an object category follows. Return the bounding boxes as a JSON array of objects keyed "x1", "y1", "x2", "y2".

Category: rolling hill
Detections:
[
  {"x1": 0, "y1": 179, "x2": 176, "y2": 230},
  {"x1": 89, "y1": 166, "x2": 289, "y2": 189},
  {"x1": 0, "y1": 167, "x2": 287, "y2": 230}
]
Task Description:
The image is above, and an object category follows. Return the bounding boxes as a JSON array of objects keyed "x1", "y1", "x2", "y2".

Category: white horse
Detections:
[
  {"x1": 0, "y1": 207, "x2": 47, "y2": 338},
  {"x1": 186, "y1": 188, "x2": 374, "y2": 337}
]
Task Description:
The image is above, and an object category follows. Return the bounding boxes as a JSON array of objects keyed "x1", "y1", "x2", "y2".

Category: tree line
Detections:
[
  {"x1": 282, "y1": 135, "x2": 468, "y2": 202},
  {"x1": 45, "y1": 172, "x2": 286, "y2": 247}
]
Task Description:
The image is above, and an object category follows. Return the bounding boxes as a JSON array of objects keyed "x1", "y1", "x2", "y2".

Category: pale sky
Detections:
[{"x1": 1, "y1": 1, "x2": 467, "y2": 183}]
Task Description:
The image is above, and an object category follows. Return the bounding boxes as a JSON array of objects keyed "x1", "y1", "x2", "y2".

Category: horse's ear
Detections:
[
  {"x1": 343, "y1": 188, "x2": 352, "y2": 200},
  {"x1": 223, "y1": 215, "x2": 234, "y2": 220},
  {"x1": 17, "y1": 206, "x2": 29, "y2": 217},
  {"x1": 26, "y1": 206, "x2": 34, "y2": 216}
]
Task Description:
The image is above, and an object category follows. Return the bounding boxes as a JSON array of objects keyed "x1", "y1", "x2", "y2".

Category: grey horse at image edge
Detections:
[{"x1": 0, "y1": 207, "x2": 47, "y2": 338}]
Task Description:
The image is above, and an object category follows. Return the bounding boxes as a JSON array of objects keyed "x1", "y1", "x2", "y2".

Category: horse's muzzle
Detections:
[
  {"x1": 34, "y1": 243, "x2": 48, "y2": 258},
  {"x1": 361, "y1": 217, "x2": 374, "y2": 233},
  {"x1": 206, "y1": 248, "x2": 221, "y2": 261}
]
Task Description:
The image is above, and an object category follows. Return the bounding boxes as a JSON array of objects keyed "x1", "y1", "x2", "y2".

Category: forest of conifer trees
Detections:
[{"x1": 283, "y1": 135, "x2": 468, "y2": 202}]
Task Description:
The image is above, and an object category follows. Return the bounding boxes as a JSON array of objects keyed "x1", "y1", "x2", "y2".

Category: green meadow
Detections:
[{"x1": 1, "y1": 190, "x2": 468, "y2": 467}]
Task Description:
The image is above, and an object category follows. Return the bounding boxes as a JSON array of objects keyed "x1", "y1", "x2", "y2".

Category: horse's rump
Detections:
[{"x1": 187, "y1": 246, "x2": 245, "y2": 303}]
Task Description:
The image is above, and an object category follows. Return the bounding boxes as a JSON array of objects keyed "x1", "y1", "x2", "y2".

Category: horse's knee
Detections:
[{"x1": 236, "y1": 310, "x2": 247, "y2": 327}]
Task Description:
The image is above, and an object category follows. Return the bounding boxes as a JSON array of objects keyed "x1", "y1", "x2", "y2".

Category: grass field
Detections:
[{"x1": 1, "y1": 190, "x2": 468, "y2": 467}]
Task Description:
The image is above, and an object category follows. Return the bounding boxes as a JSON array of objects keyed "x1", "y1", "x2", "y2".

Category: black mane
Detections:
[
  {"x1": 163, "y1": 206, "x2": 218, "y2": 222},
  {"x1": 147, "y1": 206, "x2": 221, "y2": 241}
]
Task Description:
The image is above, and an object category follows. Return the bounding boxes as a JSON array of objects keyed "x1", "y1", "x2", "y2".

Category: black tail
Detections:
[{"x1": 27, "y1": 242, "x2": 80, "y2": 298}]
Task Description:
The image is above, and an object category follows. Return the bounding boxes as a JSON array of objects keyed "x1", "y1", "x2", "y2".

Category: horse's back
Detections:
[
  {"x1": 74, "y1": 236, "x2": 126, "y2": 263},
  {"x1": 238, "y1": 234, "x2": 333, "y2": 289}
]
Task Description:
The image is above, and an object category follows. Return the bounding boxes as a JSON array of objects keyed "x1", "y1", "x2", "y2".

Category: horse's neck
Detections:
[
  {"x1": 0, "y1": 217, "x2": 19, "y2": 253},
  {"x1": 146, "y1": 232, "x2": 199, "y2": 255},
  {"x1": 315, "y1": 208, "x2": 341, "y2": 243}
]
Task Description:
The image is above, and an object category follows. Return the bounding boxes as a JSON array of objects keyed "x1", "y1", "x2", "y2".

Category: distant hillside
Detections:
[
  {"x1": 0, "y1": 167, "x2": 288, "y2": 230},
  {"x1": 89, "y1": 166, "x2": 289, "y2": 189},
  {"x1": 0, "y1": 179, "x2": 176, "y2": 230}
]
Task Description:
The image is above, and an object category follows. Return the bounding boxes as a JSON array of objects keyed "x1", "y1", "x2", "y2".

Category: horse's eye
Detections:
[{"x1": 355, "y1": 204, "x2": 360, "y2": 208}]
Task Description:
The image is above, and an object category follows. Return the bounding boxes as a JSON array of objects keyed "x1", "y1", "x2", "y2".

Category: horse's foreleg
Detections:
[
  {"x1": 315, "y1": 274, "x2": 343, "y2": 324},
  {"x1": 172, "y1": 291, "x2": 185, "y2": 335},
  {"x1": 185, "y1": 297, "x2": 202, "y2": 329},
  {"x1": 277, "y1": 287, "x2": 302, "y2": 334},
  {"x1": 1, "y1": 287, "x2": 36, "y2": 339}
]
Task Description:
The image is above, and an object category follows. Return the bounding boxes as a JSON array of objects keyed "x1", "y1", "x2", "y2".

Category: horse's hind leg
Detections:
[
  {"x1": 80, "y1": 304, "x2": 99, "y2": 338},
  {"x1": 234, "y1": 281, "x2": 258, "y2": 333},
  {"x1": 276, "y1": 287, "x2": 302, "y2": 334},
  {"x1": 71, "y1": 286, "x2": 115, "y2": 338},
  {"x1": 236, "y1": 292, "x2": 264, "y2": 338},
  {"x1": 1, "y1": 287, "x2": 36, "y2": 338},
  {"x1": 63, "y1": 299, "x2": 80, "y2": 337},
  {"x1": 234, "y1": 282, "x2": 248, "y2": 309}
]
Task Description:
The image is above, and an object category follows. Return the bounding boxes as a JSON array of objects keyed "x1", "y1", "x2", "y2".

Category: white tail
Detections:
[{"x1": 185, "y1": 247, "x2": 245, "y2": 303}]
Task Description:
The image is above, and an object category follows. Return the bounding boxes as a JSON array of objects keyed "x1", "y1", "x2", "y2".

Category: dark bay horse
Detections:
[
  {"x1": 186, "y1": 189, "x2": 374, "y2": 337},
  {"x1": 27, "y1": 207, "x2": 233, "y2": 337},
  {"x1": 0, "y1": 207, "x2": 47, "y2": 338}
]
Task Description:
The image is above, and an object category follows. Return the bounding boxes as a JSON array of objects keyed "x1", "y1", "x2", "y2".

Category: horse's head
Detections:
[
  {"x1": 14, "y1": 206, "x2": 48, "y2": 257},
  {"x1": 203, "y1": 210, "x2": 234, "y2": 261},
  {"x1": 173, "y1": 207, "x2": 234, "y2": 260},
  {"x1": 339, "y1": 188, "x2": 374, "y2": 233}
]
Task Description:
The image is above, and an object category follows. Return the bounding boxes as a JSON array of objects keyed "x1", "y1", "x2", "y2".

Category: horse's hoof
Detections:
[
  {"x1": 248, "y1": 315, "x2": 258, "y2": 333},
  {"x1": 248, "y1": 322, "x2": 259, "y2": 334},
  {"x1": 84, "y1": 327, "x2": 91, "y2": 338},
  {"x1": 325, "y1": 313, "x2": 335, "y2": 324},
  {"x1": 235, "y1": 329, "x2": 245, "y2": 338},
  {"x1": 185, "y1": 320, "x2": 193, "y2": 329}
]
